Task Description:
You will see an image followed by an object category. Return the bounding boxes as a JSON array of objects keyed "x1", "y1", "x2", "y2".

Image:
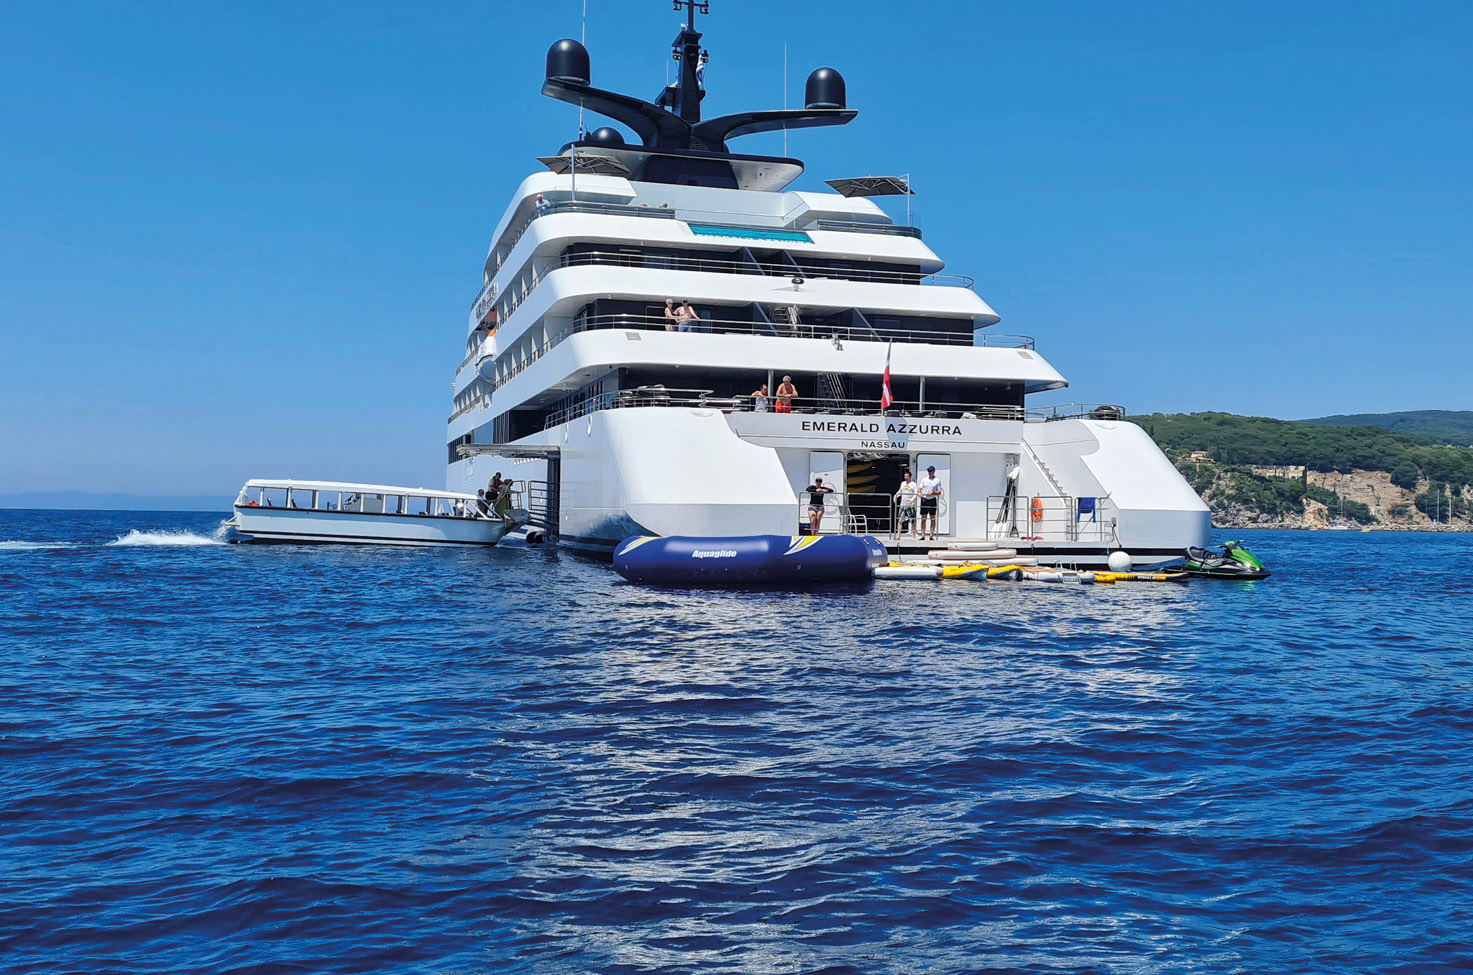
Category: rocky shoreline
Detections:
[{"x1": 1185, "y1": 464, "x2": 1473, "y2": 532}]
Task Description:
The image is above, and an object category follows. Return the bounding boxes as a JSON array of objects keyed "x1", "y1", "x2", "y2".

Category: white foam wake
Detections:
[
  {"x1": 0, "y1": 540, "x2": 76, "y2": 552},
  {"x1": 108, "y1": 529, "x2": 224, "y2": 547}
]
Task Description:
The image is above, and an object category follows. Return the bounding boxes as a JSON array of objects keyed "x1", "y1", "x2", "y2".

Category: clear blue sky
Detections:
[{"x1": 2, "y1": 1, "x2": 1469, "y2": 495}]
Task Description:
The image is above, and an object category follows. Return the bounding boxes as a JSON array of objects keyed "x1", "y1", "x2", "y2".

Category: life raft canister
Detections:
[{"x1": 1030, "y1": 498, "x2": 1044, "y2": 521}]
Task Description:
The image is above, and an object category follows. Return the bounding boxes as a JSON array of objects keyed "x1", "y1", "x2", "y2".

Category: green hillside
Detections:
[
  {"x1": 1128, "y1": 412, "x2": 1473, "y2": 490},
  {"x1": 1301, "y1": 410, "x2": 1473, "y2": 447}
]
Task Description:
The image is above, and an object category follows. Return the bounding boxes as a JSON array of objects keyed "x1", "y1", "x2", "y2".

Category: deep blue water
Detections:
[{"x1": 2, "y1": 509, "x2": 1471, "y2": 974}]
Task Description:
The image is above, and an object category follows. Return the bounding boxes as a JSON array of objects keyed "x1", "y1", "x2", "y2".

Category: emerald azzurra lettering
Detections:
[{"x1": 799, "y1": 420, "x2": 963, "y2": 437}]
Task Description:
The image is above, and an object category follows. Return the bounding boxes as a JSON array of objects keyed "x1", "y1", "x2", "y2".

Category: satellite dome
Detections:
[
  {"x1": 805, "y1": 67, "x2": 846, "y2": 110},
  {"x1": 546, "y1": 38, "x2": 590, "y2": 86},
  {"x1": 587, "y1": 126, "x2": 626, "y2": 146}
]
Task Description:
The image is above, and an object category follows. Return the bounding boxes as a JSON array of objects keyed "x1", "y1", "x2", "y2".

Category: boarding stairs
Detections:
[{"x1": 524, "y1": 479, "x2": 559, "y2": 534}]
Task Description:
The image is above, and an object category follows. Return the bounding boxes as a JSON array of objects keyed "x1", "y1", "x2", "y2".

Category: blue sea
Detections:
[{"x1": 2, "y1": 509, "x2": 1470, "y2": 974}]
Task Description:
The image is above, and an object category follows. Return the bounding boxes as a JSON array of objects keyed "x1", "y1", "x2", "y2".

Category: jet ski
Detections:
[{"x1": 1181, "y1": 541, "x2": 1271, "y2": 580}]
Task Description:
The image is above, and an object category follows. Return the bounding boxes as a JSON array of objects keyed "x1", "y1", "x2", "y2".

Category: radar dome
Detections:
[
  {"x1": 546, "y1": 38, "x2": 590, "y2": 86},
  {"x1": 805, "y1": 67, "x2": 846, "y2": 110},
  {"x1": 587, "y1": 126, "x2": 626, "y2": 146}
]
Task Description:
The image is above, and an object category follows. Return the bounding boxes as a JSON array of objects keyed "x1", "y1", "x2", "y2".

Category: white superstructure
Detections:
[{"x1": 446, "y1": 8, "x2": 1210, "y2": 565}]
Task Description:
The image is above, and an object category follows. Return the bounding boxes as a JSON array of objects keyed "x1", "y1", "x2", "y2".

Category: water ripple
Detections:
[{"x1": 1, "y1": 512, "x2": 1471, "y2": 973}]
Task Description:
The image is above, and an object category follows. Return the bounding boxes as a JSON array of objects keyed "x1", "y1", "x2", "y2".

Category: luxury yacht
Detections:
[{"x1": 446, "y1": 3, "x2": 1210, "y2": 566}]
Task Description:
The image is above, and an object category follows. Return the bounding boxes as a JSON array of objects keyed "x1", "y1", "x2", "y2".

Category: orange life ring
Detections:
[{"x1": 1030, "y1": 498, "x2": 1044, "y2": 521}]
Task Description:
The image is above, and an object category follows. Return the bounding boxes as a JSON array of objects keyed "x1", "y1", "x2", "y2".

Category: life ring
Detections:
[{"x1": 1030, "y1": 498, "x2": 1044, "y2": 522}]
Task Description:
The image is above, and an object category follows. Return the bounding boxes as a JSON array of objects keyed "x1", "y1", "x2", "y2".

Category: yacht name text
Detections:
[{"x1": 799, "y1": 420, "x2": 963, "y2": 437}]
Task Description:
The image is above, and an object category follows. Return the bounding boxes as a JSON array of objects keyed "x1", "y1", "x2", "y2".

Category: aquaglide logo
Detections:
[{"x1": 691, "y1": 549, "x2": 738, "y2": 559}]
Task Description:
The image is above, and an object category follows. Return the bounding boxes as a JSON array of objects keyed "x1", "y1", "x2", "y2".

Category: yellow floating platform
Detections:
[{"x1": 1094, "y1": 570, "x2": 1189, "y2": 583}]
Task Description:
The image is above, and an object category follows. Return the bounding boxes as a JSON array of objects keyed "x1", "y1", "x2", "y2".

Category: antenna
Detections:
[
  {"x1": 674, "y1": 0, "x2": 710, "y2": 27},
  {"x1": 783, "y1": 43, "x2": 788, "y2": 157},
  {"x1": 668, "y1": 0, "x2": 710, "y2": 124},
  {"x1": 578, "y1": 0, "x2": 588, "y2": 137}
]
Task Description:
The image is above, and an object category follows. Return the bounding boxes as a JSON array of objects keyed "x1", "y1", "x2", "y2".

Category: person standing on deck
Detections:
[
  {"x1": 918, "y1": 465, "x2": 944, "y2": 541},
  {"x1": 775, "y1": 375, "x2": 798, "y2": 413},
  {"x1": 894, "y1": 471, "x2": 920, "y2": 540}
]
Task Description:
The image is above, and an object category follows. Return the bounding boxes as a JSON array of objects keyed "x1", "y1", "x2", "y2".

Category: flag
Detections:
[{"x1": 880, "y1": 341, "x2": 894, "y2": 409}]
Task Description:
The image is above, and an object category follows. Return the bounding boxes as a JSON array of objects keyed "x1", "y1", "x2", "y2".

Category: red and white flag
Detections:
[{"x1": 880, "y1": 341, "x2": 894, "y2": 409}]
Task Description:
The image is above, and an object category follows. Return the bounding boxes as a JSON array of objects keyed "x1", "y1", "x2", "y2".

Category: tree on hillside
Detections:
[{"x1": 1391, "y1": 461, "x2": 1421, "y2": 491}]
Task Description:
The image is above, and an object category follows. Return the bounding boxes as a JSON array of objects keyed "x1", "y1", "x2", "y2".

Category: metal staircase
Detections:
[
  {"x1": 817, "y1": 371, "x2": 848, "y2": 411},
  {"x1": 768, "y1": 304, "x2": 801, "y2": 337},
  {"x1": 1022, "y1": 440, "x2": 1066, "y2": 496}
]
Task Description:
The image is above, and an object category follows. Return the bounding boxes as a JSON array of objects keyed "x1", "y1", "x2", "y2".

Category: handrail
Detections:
[
  {"x1": 985, "y1": 494, "x2": 1117, "y2": 544},
  {"x1": 494, "y1": 200, "x2": 680, "y2": 270},
  {"x1": 807, "y1": 218, "x2": 923, "y2": 239},
  {"x1": 541, "y1": 386, "x2": 1026, "y2": 430},
  {"x1": 1025, "y1": 403, "x2": 1126, "y2": 422},
  {"x1": 485, "y1": 313, "x2": 1035, "y2": 395},
  {"x1": 563, "y1": 313, "x2": 1015, "y2": 346},
  {"x1": 470, "y1": 280, "x2": 499, "y2": 323},
  {"x1": 552, "y1": 249, "x2": 973, "y2": 288},
  {"x1": 448, "y1": 390, "x2": 493, "y2": 424}
]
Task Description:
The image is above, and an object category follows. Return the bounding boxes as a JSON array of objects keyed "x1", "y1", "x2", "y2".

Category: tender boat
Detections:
[{"x1": 228, "y1": 479, "x2": 527, "y2": 546}]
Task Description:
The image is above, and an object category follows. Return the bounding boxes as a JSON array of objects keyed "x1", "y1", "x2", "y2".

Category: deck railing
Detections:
[
  {"x1": 984, "y1": 494, "x2": 1118, "y2": 543},
  {"x1": 493, "y1": 201, "x2": 679, "y2": 271},
  {"x1": 551, "y1": 249, "x2": 972, "y2": 288},
  {"x1": 481, "y1": 201, "x2": 929, "y2": 314},
  {"x1": 1025, "y1": 403, "x2": 1126, "y2": 422},
  {"x1": 541, "y1": 386, "x2": 1026, "y2": 430},
  {"x1": 807, "y1": 218, "x2": 923, "y2": 239},
  {"x1": 485, "y1": 313, "x2": 1033, "y2": 394}
]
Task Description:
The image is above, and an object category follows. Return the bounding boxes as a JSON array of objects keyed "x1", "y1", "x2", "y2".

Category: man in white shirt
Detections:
[
  {"x1": 893, "y1": 471, "x2": 919, "y2": 539},
  {"x1": 918, "y1": 465, "x2": 944, "y2": 540}
]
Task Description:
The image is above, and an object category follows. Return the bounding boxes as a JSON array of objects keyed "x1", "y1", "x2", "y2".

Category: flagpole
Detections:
[{"x1": 880, "y1": 339, "x2": 894, "y2": 412}]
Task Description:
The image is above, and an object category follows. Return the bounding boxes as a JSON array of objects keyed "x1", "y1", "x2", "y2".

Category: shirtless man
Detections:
[
  {"x1": 676, "y1": 300, "x2": 698, "y2": 332},
  {"x1": 775, "y1": 375, "x2": 798, "y2": 413}
]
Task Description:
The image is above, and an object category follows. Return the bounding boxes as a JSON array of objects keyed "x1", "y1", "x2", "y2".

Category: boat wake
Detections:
[
  {"x1": 0, "y1": 540, "x2": 77, "y2": 552},
  {"x1": 108, "y1": 529, "x2": 225, "y2": 547}
]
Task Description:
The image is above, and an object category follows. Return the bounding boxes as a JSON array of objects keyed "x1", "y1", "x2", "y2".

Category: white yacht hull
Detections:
[{"x1": 447, "y1": 406, "x2": 1210, "y2": 566}]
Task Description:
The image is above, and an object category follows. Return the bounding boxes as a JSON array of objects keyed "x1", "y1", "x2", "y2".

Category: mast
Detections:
[{"x1": 669, "y1": 0, "x2": 710, "y2": 125}]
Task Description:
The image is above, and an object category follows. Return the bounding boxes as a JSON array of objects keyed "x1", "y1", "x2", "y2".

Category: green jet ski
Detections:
[{"x1": 1181, "y1": 541, "x2": 1271, "y2": 580}]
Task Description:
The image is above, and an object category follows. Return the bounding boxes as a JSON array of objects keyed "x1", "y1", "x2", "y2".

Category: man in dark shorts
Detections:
[{"x1": 918, "y1": 465, "x2": 943, "y2": 540}]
